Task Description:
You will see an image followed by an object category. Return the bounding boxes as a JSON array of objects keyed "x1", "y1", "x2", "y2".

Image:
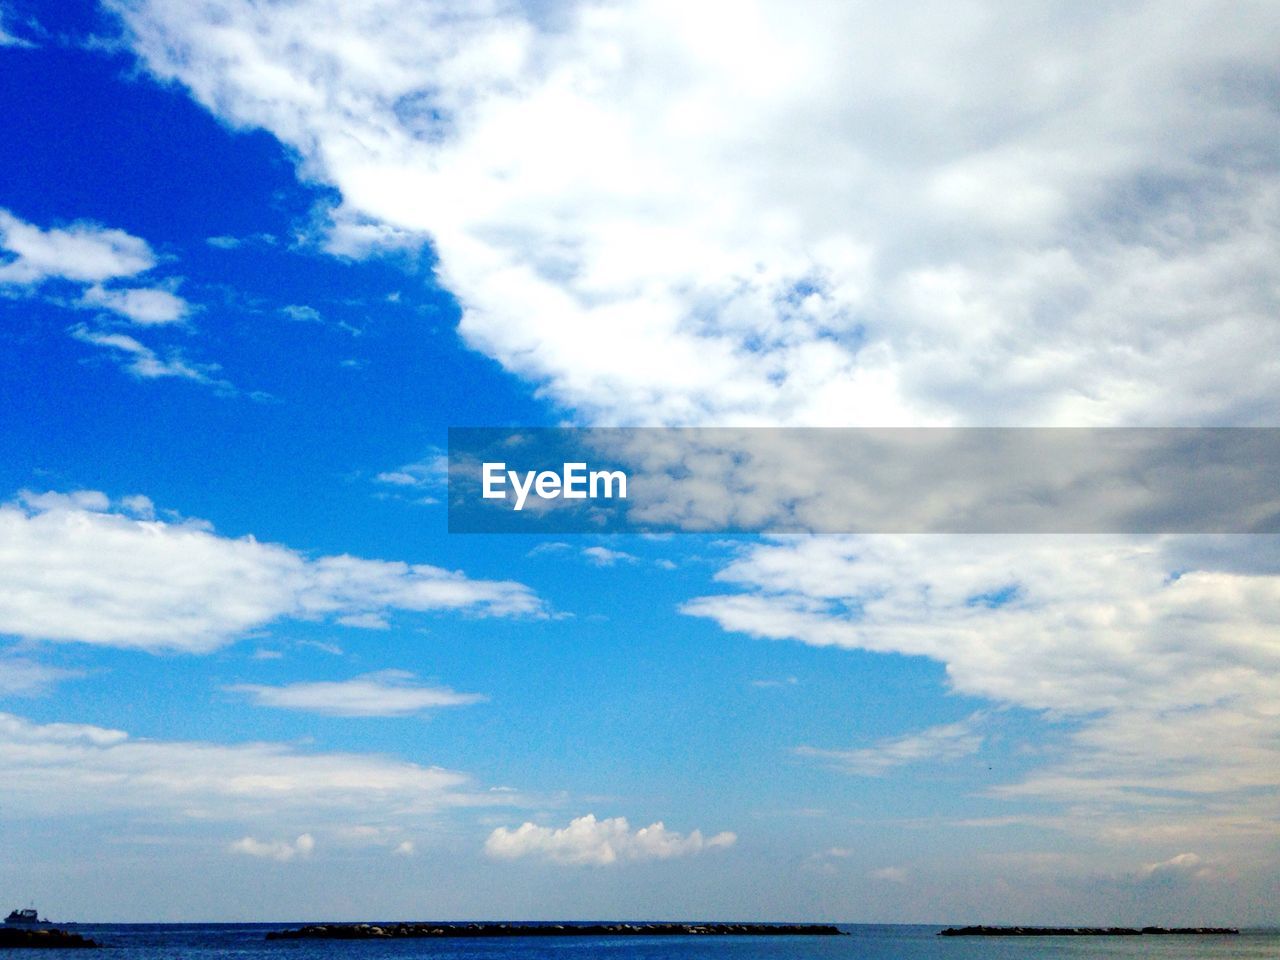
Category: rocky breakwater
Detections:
[
  {"x1": 0, "y1": 928, "x2": 98, "y2": 949},
  {"x1": 267, "y1": 922, "x2": 845, "y2": 940},
  {"x1": 939, "y1": 926, "x2": 1240, "y2": 937}
]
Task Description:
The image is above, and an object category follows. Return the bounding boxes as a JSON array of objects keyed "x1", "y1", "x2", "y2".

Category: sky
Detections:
[{"x1": 1, "y1": 0, "x2": 1279, "y2": 926}]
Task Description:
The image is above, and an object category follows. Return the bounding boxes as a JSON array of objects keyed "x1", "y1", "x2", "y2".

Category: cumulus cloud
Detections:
[
  {"x1": 484, "y1": 813, "x2": 736, "y2": 866},
  {"x1": 0, "y1": 209, "x2": 154, "y2": 286},
  {"x1": 684, "y1": 535, "x2": 1280, "y2": 840},
  {"x1": 797, "y1": 715, "x2": 985, "y2": 776},
  {"x1": 1135, "y1": 852, "x2": 1207, "y2": 885},
  {"x1": 108, "y1": 0, "x2": 1280, "y2": 428},
  {"x1": 230, "y1": 833, "x2": 315, "y2": 862},
  {"x1": 0, "y1": 490, "x2": 543, "y2": 652},
  {"x1": 0, "y1": 209, "x2": 216, "y2": 393},
  {"x1": 228, "y1": 670, "x2": 486, "y2": 717},
  {"x1": 79, "y1": 283, "x2": 189, "y2": 324}
]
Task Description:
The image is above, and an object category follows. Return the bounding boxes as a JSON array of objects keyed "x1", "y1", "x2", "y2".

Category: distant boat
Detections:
[{"x1": 4, "y1": 908, "x2": 53, "y2": 926}]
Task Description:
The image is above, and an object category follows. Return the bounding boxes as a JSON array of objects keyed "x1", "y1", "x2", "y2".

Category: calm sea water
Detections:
[{"x1": 2, "y1": 925, "x2": 1275, "y2": 960}]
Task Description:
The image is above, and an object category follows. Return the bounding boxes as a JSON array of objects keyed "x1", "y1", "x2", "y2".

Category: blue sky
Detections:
[{"x1": 2, "y1": 0, "x2": 1279, "y2": 926}]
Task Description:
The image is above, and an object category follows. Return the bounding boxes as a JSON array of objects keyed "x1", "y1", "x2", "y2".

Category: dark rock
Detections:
[
  {"x1": 0, "y1": 928, "x2": 98, "y2": 949},
  {"x1": 266, "y1": 922, "x2": 845, "y2": 940},
  {"x1": 938, "y1": 925, "x2": 1239, "y2": 937}
]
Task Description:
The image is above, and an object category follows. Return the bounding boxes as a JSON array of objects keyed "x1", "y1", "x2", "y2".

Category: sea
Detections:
[{"x1": 4, "y1": 925, "x2": 1275, "y2": 960}]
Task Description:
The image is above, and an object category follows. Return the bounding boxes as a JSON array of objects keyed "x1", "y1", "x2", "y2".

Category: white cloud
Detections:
[
  {"x1": 80, "y1": 283, "x2": 189, "y2": 324},
  {"x1": 580, "y1": 546, "x2": 637, "y2": 567},
  {"x1": 335, "y1": 613, "x2": 388, "y2": 629},
  {"x1": 796, "y1": 715, "x2": 985, "y2": 776},
  {"x1": 869, "y1": 865, "x2": 909, "y2": 883},
  {"x1": 527, "y1": 542, "x2": 571, "y2": 557},
  {"x1": 117, "y1": 494, "x2": 156, "y2": 518},
  {"x1": 484, "y1": 813, "x2": 736, "y2": 866},
  {"x1": 0, "y1": 657, "x2": 80, "y2": 696},
  {"x1": 0, "y1": 209, "x2": 212, "y2": 389},
  {"x1": 802, "y1": 846, "x2": 857, "y2": 875},
  {"x1": 374, "y1": 453, "x2": 449, "y2": 506},
  {"x1": 230, "y1": 833, "x2": 315, "y2": 862},
  {"x1": 392, "y1": 839, "x2": 415, "y2": 856},
  {"x1": 375, "y1": 453, "x2": 448, "y2": 489},
  {"x1": 0, "y1": 16, "x2": 33, "y2": 48},
  {"x1": 0, "y1": 711, "x2": 493, "y2": 825},
  {"x1": 69, "y1": 324, "x2": 221, "y2": 385},
  {"x1": 1136, "y1": 852, "x2": 1206, "y2": 883},
  {"x1": 297, "y1": 640, "x2": 345, "y2": 655},
  {"x1": 228, "y1": 670, "x2": 486, "y2": 717},
  {"x1": 109, "y1": 1, "x2": 1280, "y2": 428},
  {"x1": 0, "y1": 490, "x2": 543, "y2": 652},
  {"x1": 684, "y1": 535, "x2": 1280, "y2": 840},
  {"x1": 0, "y1": 209, "x2": 154, "y2": 286},
  {"x1": 207, "y1": 232, "x2": 276, "y2": 250},
  {"x1": 281, "y1": 303, "x2": 322, "y2": 323}
]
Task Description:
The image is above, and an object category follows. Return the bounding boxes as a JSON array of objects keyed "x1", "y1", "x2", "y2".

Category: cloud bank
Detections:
[
  {"x1": 684, "y1": 535, "x2": 1280, "y2": 844},
  {"x1": 108, "y1": 0, "x2": 1280, "y2": 427}
]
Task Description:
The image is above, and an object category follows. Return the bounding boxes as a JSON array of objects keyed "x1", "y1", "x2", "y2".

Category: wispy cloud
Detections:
[
  {"x1": 0, "y1": 711, "x2": 500, "y2": 826},
  {"x1": 69, "y1": 324, "x2": 224, "y2": 386},
  {"x1": 228, "y1": 671, "x2": 486, "y2": 718},
  {"x1": 374, "y1": 452, "x2": 448, "y2": 505},
  {"x1": 796, "y1": 715, "x2": 985, "y2": 776},
  {"x1": 280, "y1": 303, "x2": 322, "y2": 323},
  {"x1": 0, "y1": 657, "x2": 81, "y2": 696},
  {"x1": 0, "y1": 10, "x2": 34, "y2": 48},
  {"x1": 581, "y1": 546, "x2": 637, "y2": 567},
  {"x1": 869, "y1": 865, "x2": 909, "y2": 883},
  {"x1": 375, "y1": 453, "x2": 447, "y2": 489}
]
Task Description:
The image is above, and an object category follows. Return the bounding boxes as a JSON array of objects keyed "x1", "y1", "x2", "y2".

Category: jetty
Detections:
[
  {"x1": 938, "y1": 925, "x2": 1239, "y2": 937},
  {"x1": 267, "y1": 922, "x2": 844, "y2": 940}
]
